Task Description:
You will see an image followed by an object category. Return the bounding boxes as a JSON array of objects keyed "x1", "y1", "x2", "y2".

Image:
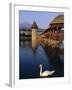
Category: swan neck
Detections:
[{"x1": 40, "y1": 65, "x2": 42, "y2": 74}]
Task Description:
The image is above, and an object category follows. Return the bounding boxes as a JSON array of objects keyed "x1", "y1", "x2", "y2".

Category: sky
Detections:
[{"x1": 19, "y1": 10, "x2": 64, "y2": 29}]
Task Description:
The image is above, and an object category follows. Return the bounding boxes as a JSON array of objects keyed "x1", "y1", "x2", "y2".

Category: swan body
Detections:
[{"x1": 39, "y1": 64, "x2": 55, "y2": 77}]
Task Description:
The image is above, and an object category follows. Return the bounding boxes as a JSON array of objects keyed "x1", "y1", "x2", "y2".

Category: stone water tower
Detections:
[{"x1": 31, "y1": 21, "x2": 38, "y2": 49}]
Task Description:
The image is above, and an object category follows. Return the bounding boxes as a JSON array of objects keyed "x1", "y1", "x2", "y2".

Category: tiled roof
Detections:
[{"x1": 51, "y1": 15, "x2": 64, "y2": 24}]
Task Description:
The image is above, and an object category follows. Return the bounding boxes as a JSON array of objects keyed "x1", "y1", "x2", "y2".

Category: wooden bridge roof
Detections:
[{"x1": 50, "y1": 15, "x2": 64, "y2": 24}]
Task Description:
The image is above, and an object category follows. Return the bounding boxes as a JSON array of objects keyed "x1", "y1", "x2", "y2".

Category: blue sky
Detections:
[{"x1": 19, "y1": 10, "x2": 64, "y2": 29}]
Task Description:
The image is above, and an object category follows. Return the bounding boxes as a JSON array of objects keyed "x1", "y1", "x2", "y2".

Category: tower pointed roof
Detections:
[{"x1": 31, "y1": 21, "x2": 38, "y2": 29}]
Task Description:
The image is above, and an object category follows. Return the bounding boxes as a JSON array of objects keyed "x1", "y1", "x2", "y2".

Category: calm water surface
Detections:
[{"x1": 19, "y1": 40, "x2": 64, "y2": 79}]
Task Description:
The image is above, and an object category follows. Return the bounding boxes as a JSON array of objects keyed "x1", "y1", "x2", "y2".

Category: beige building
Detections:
[{"x1": 31, "y1": 21, "x2": 38, "y2": 49}]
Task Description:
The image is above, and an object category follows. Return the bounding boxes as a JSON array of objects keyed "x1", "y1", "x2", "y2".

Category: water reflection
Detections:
[{"x1": 19, "y1": 40, "x2": 64, "y2": 79}]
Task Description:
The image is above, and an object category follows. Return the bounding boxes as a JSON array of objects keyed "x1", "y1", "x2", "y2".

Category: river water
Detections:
[{"x1": 19, "y1": 40, "x2": 64, "y2": 79}]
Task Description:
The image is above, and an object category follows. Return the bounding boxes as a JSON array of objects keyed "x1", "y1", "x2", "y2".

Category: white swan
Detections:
[{"x1": 39, "y1": 64, "x2": 55, "y2": 77}]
